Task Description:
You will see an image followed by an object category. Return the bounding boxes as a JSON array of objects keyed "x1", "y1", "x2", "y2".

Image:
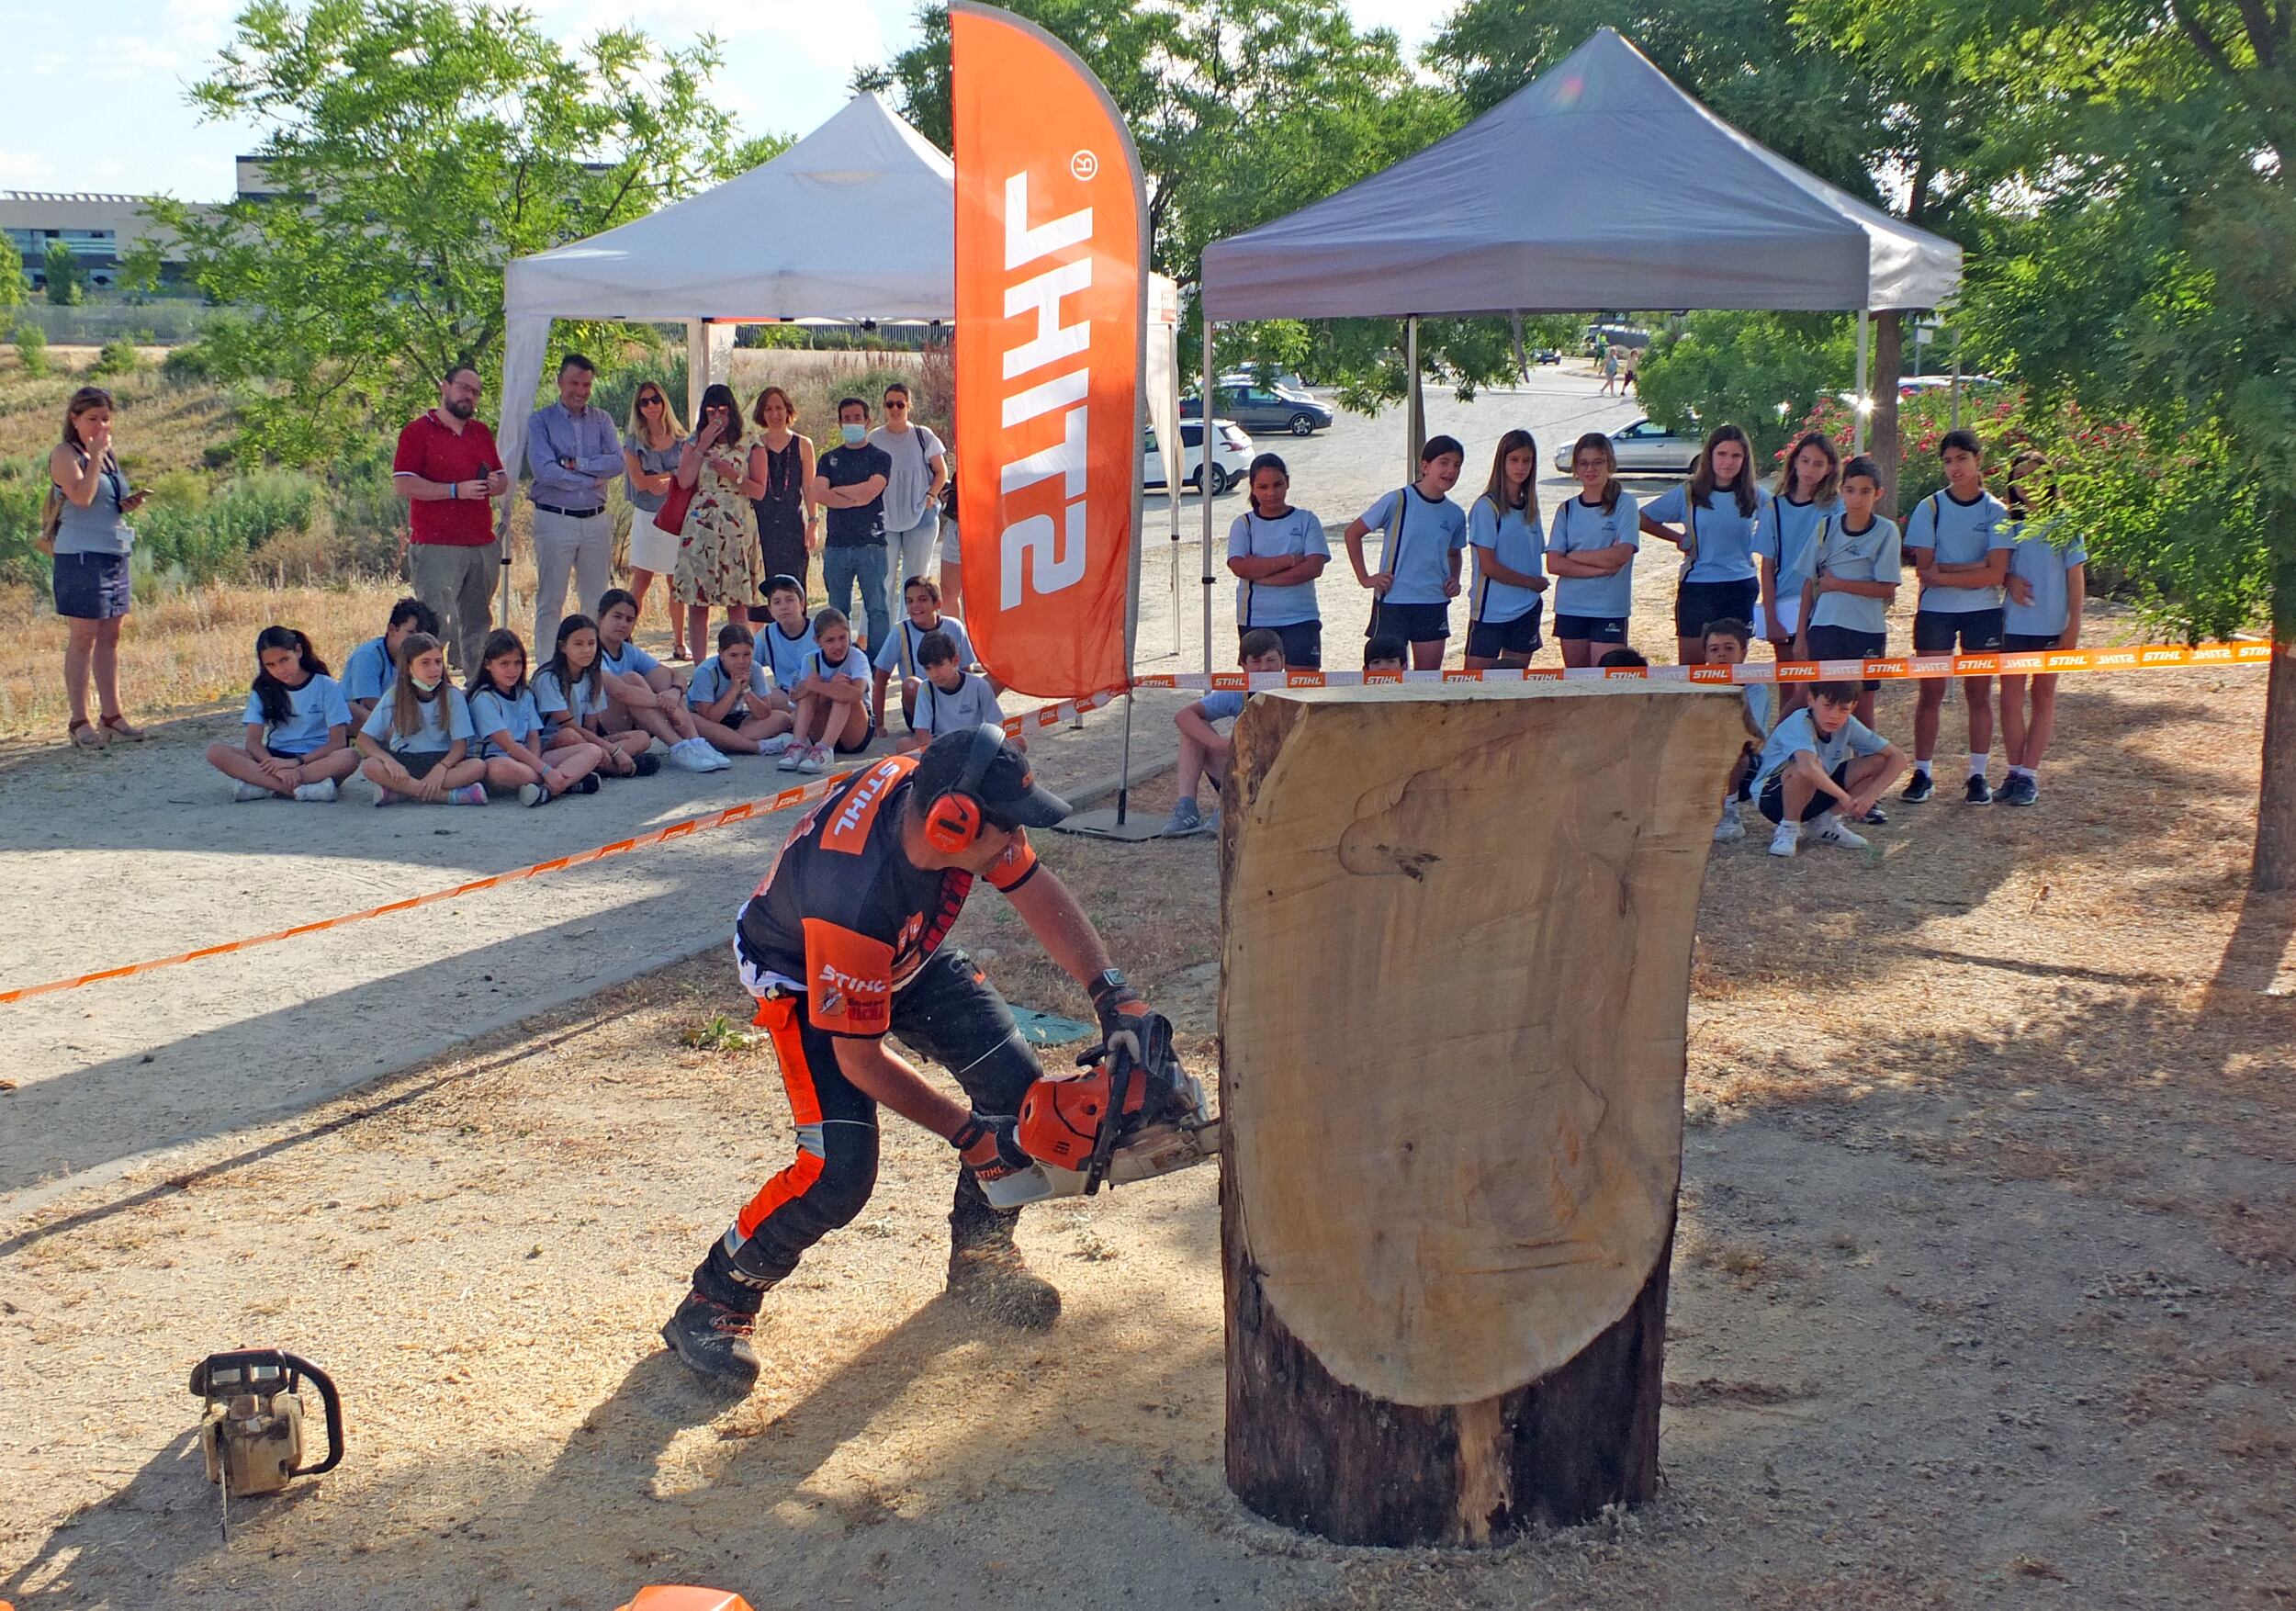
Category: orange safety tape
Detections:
[
  {"x1": 0, "y1": 688, "x2": 1120, "y2": 1008},
  {"x1": 0, "y1": 648, "x2": 2271, "y2": 1006}
]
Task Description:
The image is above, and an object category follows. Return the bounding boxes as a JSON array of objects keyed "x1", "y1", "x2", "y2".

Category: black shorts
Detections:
[
  {"x1": 700, "y1": 948, "x2": 1042, "y2": 1300},
  {"x1": 52, "y1": 550, "x2": 132, "y2": 621},
  {"x1": 398, "y1": 750, "x2": 449, "y2": 780},
  {"x1": 2002, "y1": 632, "x2": 2062, "y2": 653},
  {"x1": 1804, "y1": 623, "x2": 1888, "y2": 690},
  {"x1": 1466, "y1": 605, "x2": 1542, "y2": 661},
  {"x1": 832, "y1": 715, "x2": 878, "y2": 755},
  {"x1": 1553, "y1": 612, "x2": 1630, "y2": 645},
  {"x1": 1675, "y1": 577, "x2": 1761, "y2": 639},
  {"x1": 1244, "y1": 620, "x2": 1322, "y2": 669},
  {"x1": 1912, "y1": 608, "x2": 2006, "y2": 654},
  {"x1": 1368, "y1": 600, "x2": 1450, "y2": 645},
  {"x1": 1760, "y1": 761, "x2": 1851, "y2": 824}
]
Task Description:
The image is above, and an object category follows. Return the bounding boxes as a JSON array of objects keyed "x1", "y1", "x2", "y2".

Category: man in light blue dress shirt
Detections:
[{"x1": 525, "y1": 353, "x2": 625, "y2": 655}]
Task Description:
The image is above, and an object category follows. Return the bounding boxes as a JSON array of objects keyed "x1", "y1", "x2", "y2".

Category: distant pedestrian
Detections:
[
  {"x1": 620, "y1": 379, "x2": 689, "y2": 659},
  {"x1": 748, "y1": 386, "x2": 816, "y2": 599},
  {"x1": 868, "y1": 381, "x2": 949, "y2": 634},
  {"x1": 1621, "y1": 347, "x2": 1639, "y2": 395},
  {"x1": 391, "y1": 366, "x2": 506, "y2": 673},
  {"x1": 525, "y1": 353, "x2": 621, "y2": 659},
  {"x1": 809, "y1": 397, "x2": 894, "y2": 653},
  {"x1": 1600, "y1": 344, "x2": 1620, "y2": 395},
  {"x1": 46, "y1": 385, "x2": 149, "y2": 747}
]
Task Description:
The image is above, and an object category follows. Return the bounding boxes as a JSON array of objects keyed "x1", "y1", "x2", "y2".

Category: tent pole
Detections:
[
  {"x1": 1201, "y1": 309, "x2": 1217, "y2": 678},
  {"x1": 1852, "y1": 310, "x2": 1870, "y2": 454},
  {"x1": 1404, "y1": 315, "x2": 1424, "y2": 484},
  {"x1": 1950, "y1": 324, "x2": 1963, "y2": 432},
  {"x1": 1169, "y1": 305, "x2": 1185, "y2": 663}
]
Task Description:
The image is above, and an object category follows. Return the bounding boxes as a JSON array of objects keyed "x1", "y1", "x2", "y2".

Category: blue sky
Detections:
[{"x1": 0, "y1": 0, "x2": 1443, "y2": 200}]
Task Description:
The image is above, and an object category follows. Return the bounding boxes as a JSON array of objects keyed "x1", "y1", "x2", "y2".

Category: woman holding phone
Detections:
[{"x1": 48, "y1": 386, "x2": 149, "y2": 747}]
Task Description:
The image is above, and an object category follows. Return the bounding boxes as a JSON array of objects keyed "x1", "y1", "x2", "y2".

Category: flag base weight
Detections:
[{"x1": 1052, "y1": 806, "x2": 1168, "y2": 842}]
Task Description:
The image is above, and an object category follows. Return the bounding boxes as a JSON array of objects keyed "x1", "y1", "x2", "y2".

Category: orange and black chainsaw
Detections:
[{"x1": 981, "y1": 1013, "x2": 1221, "y2": 1209}]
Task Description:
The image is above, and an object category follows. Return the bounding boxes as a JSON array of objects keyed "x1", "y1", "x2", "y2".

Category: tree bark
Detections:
[
  {"x1": 1870, "y1": 310, "x2": 1906, "y2": 516},
  {"x1": 2254, "y1": 539, "x2": 2296, "y2": 891},
  {"x1": 1217, "y1": 682, "x2": 1744, "y2": 1546}
]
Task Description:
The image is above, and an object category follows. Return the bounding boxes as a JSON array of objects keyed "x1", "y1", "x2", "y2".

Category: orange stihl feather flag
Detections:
[{"x1": 951, "y1": 2, "x2": 1146, "y2": 697}]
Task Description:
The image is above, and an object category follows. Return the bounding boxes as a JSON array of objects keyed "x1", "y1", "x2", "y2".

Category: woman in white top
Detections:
[{"x1": 620, "y1": 380, "x2": 688, "y2": 657}]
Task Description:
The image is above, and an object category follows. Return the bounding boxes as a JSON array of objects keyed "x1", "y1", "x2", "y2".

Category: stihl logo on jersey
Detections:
[
  {"x1": 996, "y1": 171, "x2": 1092, "y2": 610},
  {"x1": 823, "y1": 758, "x2": 913, "y2": 854},
  {"x1": 819, "y1": 961, "x2": 890, "y2": 998}
]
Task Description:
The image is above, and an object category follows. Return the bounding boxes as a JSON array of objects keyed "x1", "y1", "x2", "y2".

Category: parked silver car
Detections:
[{"x1": 1555, "y1": 417, "x2": 1699, "y2": 475}]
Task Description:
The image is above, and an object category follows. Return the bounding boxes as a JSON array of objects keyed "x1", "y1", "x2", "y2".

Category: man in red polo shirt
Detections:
[{"x1": 391, "y1": 366, "x2": 508, "y2": 671}]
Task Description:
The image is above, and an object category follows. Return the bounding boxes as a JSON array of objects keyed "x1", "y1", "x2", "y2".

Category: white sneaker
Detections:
[
  {"x1": 232, "y1": 780, "x2": 272, "y2": 803},
  {"x1": 669, "y1": 738, "x2": 712, "y2": 773},
  {"x1": 796, "y1": 744, "x2": 829, "y2": 774},
  {"x1": 759, "y1": 733, "x2": 795, "y2": 756},
  {"x1": 703, "y1": 744, "x2": 733, "y2": 772},
  {"x1": 1712, "y1": 811, "x2": 1745, "y2": 843},
  {"x1": 777, "y1": 742, "x2": 805, "y2": 772},
  {"x1": 291, "y1": 778, "x2": 338, "y2": 803},
  {"x1": 1768, "y1": 822, "x2": 1800, "y2": 858},
  {"x1": 371, "y1": 780, "x2": 399, "y2": 807},
  {"x1": 1811, "y1": 815, "x2": 1870, "y2": 851}
]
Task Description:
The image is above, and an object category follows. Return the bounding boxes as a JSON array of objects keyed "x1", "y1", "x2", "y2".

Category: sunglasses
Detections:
[
  {"x1": 883, "y1": 400, "x2": 908, "y2": 410},
  {"x1": 637, "y1": 394, "x2": 663, "y2": 408}
]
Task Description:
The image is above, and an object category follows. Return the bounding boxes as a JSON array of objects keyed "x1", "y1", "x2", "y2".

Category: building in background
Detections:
[{"x1": 1, "y1": 158, "x2": 296, "y2": 291}]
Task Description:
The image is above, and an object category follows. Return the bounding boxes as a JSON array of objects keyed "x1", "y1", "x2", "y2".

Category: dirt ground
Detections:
[{"x1": 5, "y1": 662, "x2": 2293, "y2": 1611}]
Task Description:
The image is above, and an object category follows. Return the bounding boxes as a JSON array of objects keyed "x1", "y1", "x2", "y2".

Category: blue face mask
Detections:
[{"x1": 840, "y1": 422, "x2": 866, "y2": 445}]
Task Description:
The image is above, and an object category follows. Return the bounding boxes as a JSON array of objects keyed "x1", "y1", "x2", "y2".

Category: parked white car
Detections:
[
  {"x1": 1144, "y1": 419, "x2": 1254, "y2": 495},
  {"x1": 1554, "y1": 417, "x2": 1699, "y2": 475}
]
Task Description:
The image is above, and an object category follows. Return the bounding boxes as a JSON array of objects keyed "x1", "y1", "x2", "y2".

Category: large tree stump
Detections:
[{"x1": 1218, "y1": 683, "x2": 1742, "y2": 1546}]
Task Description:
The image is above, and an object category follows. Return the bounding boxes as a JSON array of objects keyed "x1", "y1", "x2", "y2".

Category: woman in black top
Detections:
[{"x1": 748, "y1": 385, "x2": 816, "y2": 598}]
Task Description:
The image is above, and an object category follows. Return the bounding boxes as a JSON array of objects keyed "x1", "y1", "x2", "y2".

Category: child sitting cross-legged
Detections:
[
  {"x1": 896, "y1": 629, "x2": 1013, "y2": 753},
  {"x1": 206, "y1": 625, "x2": 361, "y2": 802},
  {"x1": 1752, "y1": 679, "x2": 1907, "y2": 859},
  {"x1": 355, "y1": 631, "x2": 489, "y2": 806},
  {"x1": 1161, "y1": 627, "x2": 1284, "y2": 837},
  {"x1": 687, "y1": 621, "x2": 796, "y2": 757},
  {"x1": 779, "y1": 607, "x2": 873, "y2": 775},
  {"x1": 467, "y1": 627, "x2": 602, "y2": 806}
]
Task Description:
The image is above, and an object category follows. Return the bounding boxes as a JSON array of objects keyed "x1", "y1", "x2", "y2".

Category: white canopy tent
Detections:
[
  {"x1": 1190, "y1": 27, "x2": 1964, "y2": 669},
  {"x1": 495, "y1": 92, "x2": 1182, "y2": 653}
]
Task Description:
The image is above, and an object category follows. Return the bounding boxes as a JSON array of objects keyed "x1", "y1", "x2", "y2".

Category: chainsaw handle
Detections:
[
  {"x1": 190, "y1": 1348, "x2": 343, "y2": 1476},
  {"x1": 277, "y1": 1351, "x2": 343, "y2": 1476}
]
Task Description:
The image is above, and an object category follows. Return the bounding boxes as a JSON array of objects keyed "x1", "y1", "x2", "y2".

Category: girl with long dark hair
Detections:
[{"x1": 203, "y1": 625, "x2": 360, "y2": 801}]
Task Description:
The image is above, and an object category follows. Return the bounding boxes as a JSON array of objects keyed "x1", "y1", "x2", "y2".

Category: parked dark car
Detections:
[{"x1": 1181, "y1": 383, "x2": 1333, "y2": 437}]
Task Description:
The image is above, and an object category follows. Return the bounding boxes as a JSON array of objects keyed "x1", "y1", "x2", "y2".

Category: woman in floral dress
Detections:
[{"x1": 671, "y1": 383, "x2": 766, "y2": 654}]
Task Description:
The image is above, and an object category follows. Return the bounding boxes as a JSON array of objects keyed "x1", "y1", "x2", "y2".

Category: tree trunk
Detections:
[
  {"x1": 1870, "y1": 310, "x2": 1906, "y2": 516},
  {"x1": 1217, "y1": 682, "x2": 1745, "y2": 1546},
  {"x1": 2255, "y1": 542, "x2": 2296, "y2": 892}
]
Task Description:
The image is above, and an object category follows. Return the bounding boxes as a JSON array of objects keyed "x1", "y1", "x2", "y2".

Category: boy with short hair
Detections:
[
  {"x1": 687, "y1": 622, "x2": 795, "y2": 756},
  {"x1": 756, "y1": 574, "x2": 817, "y2": 699},
  {"x1": 1702, "y1": 617, "x2": 1768, "y2": 843},
  {"x1": 1754, "y1": 680, "x2": 1907, "y2": 858},
  {"x1": 1162, "y1": 628, "x2": 1284, "y2": 837},
  {"x1": 1998, "y1": 453, "x2": 2085, "y2": 806},
  {"x1": 897, "y1": 629, "x2": 1015, "y2": 754},
  {"x1": 1901, "y1": 430, "x2": 2012, "y2": 805},
  {"x1": 1364, "y1": 635, "x2": 1407, "y2": 673},
  {"x1": 593, "y1": 587, "x2": 727, "y2": 772},
  {"x1": 343, "y1": 597, "x2": 438, "y2": 723},
  {"x1": 872, "y1": 574, "x2": 980, "y2": 735},
  {"x1": 1343, "y1": 435, "x2": 1469, "y2": 671},
  {"x1": 1799, "y1": 453, "x2": 1901, "y2": 732},
  {"x1": 781, "y1": 607, "x2": 873, "y2": 775},
  {"x1": 1598, "y1": 647, "x2": 1649, "y2": 669}
]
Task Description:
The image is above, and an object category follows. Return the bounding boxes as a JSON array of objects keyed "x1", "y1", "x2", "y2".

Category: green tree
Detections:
[
  {"x1": 1944, "y1": 0, "x2": 2296, "y2": 888},
  {"x1": 1636, "y1": 311, "x2": 1854, "y2": 463},
  {"x1": 43, "y1": 241, "x2": 84, "y2": 306},
  {"x1": 858, "y1": 0, "x2": 1498, "y2": 408},
  {"x1": 149, "y1": 0, "x2": 746, "y2": 464},
  {"x1": 0, "y1": 234, "x2": 27, "y2": 316},
  {"x1": 1430, "y1": 0, "x2": 2024, "y2": 501}
]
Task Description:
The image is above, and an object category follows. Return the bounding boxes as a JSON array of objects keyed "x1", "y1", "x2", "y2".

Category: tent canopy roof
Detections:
[
  {"x1": 504, "y1": 92, "x2": 957, "y2": 323},
  {"x1": 1201, "y1": 28, "x2": 1961, "y2": 321}
]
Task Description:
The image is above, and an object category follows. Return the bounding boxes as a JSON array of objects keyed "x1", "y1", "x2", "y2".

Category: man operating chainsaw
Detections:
[{"x1": 661, "y1": 724, "x2": 1163, "y2": 1389}]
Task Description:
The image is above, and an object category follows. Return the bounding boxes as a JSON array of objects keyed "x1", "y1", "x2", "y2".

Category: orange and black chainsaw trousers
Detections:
[{"x1": 692, "y1": 947, "x2": 1045, "y2": 1314}]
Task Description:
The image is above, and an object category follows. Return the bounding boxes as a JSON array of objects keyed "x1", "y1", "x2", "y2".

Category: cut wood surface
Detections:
[{"x1": 1221, "y1": 683, "x2": 1743, "y2": 1541}]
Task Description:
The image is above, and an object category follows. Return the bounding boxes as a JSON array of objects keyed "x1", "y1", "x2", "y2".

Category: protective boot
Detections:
[
  {"x1": 659, "y1": 1289, "x2": 762, "y2": 1389},
  {"x1": 946, "y1": 1169, "x2": 1062, "y2": 1329}
]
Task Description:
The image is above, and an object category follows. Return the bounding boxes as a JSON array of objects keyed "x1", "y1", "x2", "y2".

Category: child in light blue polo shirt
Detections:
[
  {"x1": 1344, "y1": 434, "x2": 1468, "y2": 669},
  {"x1": 1902, "y1": 428, "x2": 2016, "y2": 804},
  {"x1": 1754, "y1": 681, "x2": 1906, "y2": 859},
  {"x1": 757, "y1": 576, "x2": 819, "y2": 696},
  {"x1": 354, "y1": 630, "x2": 488, "y2": 806},
  {"x1": 1997, "y1": 452, "x2": 2088, "y2": 806},
  {"x1": 1548, "y1": 432, "x2": 1642, "y2": 666},
  {"x1": 342, "y1": 596, "x2": 437, "y2": 722},
  {"x1": 1163, "y1": 629, "x2": 1283, "y2": 837},
  {"x1": 205, "y1": 624, "x2": 361, "y2": 802},
  {"x1": 1638, "y1": 423, "x2": 1770, "y2": 666},
  {"x1": 898, "y1": 629, "x2": 1011, "y2": 752},
  {"x1": 1801, "y1": 454, "x2": 1902, "y2": 730},
  {"x1": 689, "y1": 621, "x2": 795, "y2": 756},
  {"x1": 1753, "y1": 431, "x2": 1844, "y2": 652}
]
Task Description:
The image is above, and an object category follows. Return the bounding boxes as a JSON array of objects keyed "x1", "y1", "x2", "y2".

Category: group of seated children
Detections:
[{"x1": 205, "y1": 572, "x2": 1006, "y2": 806}]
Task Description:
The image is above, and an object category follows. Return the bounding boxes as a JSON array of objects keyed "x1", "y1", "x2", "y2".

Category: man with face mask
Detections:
[
  {"x1": 807, "y1": 396, "x2": 895, "y2": 658},
  {"x1": 392, "y1": 366, "x2": 510, "y2": 672}
]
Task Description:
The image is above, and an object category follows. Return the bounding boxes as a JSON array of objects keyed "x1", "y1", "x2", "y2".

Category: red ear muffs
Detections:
[
  {"x1": 922, "y1": 723, "x2": 1005, "y2": 855},
  {"x1": 924, "y1": 791, "x2": 983, "y2": 854}
]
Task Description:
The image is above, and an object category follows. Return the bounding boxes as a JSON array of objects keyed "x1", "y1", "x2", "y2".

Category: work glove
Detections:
[
  {"x1": 1086, "y1": 970, "x2": 1156, "y2": 1065},
  {"x1": 951, "y1": 1112, "x2": 1031, "y2": 1180}
]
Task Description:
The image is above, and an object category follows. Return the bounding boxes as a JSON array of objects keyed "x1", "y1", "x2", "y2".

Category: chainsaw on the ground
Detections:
[
  {"x1": 188, "y1": 1347, "x2": 343, "y2": 1542},
  {"x1": 982, "y1": 1013, "x2": 1221, "y2": 1209}
]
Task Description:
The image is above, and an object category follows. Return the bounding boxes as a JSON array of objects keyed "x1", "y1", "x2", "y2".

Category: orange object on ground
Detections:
[{"x1": 618, "y1": 1589, "x2": 756, "y2": 1611}]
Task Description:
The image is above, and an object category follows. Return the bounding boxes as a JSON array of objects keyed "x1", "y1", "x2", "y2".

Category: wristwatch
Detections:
[{"x1": 1088, "y1": 968, "x2": 1129, "y2": 1008}]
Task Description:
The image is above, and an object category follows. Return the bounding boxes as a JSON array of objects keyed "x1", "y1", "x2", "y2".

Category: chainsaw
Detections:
[
  {"x1": 188, "y1": 1347, "x2": 343, "y2": 1542},
  {"x1": 982, "y1": 1013, "x2": 1221, "y2": 1210}
]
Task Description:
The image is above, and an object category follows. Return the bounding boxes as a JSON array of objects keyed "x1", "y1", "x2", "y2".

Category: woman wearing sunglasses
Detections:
[{"x1": 622, "y1": 381, "x2": 691, "y2": 658}]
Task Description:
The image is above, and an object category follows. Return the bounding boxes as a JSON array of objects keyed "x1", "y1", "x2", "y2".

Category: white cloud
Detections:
[{"x1": 0, "y1": 149, "x2": 57, "y2": 186}]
